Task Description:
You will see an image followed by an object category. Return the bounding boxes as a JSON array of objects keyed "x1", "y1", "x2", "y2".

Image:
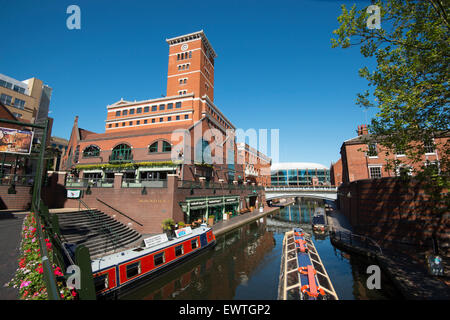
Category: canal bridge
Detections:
[{"x1": 265, "y1": 186, "x2": 338, "y2": 201}]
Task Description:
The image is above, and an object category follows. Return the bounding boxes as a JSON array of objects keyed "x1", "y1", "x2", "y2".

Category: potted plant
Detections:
[
  {"x1": 162, "y1": 218, "x2": 175, "y2": 236},
  {"x1": 208, "y1": 215, "x2": 215, "y2": 226}
]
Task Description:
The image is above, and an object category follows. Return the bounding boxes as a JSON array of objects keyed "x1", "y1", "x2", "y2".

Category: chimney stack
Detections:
[{"x1": 357, "y1": 124, "x2": 368, "y2": 136}]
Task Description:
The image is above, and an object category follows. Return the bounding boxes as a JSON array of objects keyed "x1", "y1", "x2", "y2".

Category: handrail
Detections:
[
  {"x1": 77, "y1": 199, "x2": 120, "y2": 252},
  {"x1": 266, "y1": 186, "x2": 338, "y2": 191},
  {"x1": 330, "y1": 228, "x2": 383, "y2": 256},
  {"x1": 96, "y1": 198, "x2": 144, "y2": 226}
]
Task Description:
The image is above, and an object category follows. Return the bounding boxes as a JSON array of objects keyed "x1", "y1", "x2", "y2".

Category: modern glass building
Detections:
[{"x1": 270, "y1": 162, "x2": 331, "y2": 186}]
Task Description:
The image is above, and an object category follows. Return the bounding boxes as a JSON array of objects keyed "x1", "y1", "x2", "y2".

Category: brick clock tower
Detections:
[{"x1": 166, "y1": 30, "x2": 217, "y2": 102}]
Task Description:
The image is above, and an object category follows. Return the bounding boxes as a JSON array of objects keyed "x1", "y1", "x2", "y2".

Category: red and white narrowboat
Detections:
[{"x1": 91, "y1": 226, "x2": 216, "y2": 298}]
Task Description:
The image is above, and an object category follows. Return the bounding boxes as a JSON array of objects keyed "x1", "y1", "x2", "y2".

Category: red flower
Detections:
[
  {"x1": 46, "y1": 242, "x2": 52, "y2": 250},
  {"x1": 71, "y1": 289, "x2": 77, "y2": 297}
]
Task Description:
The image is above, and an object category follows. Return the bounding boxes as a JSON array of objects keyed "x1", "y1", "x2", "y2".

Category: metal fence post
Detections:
[{"x1": 75, "y1": 245, "x2": 96, "y2": 300}]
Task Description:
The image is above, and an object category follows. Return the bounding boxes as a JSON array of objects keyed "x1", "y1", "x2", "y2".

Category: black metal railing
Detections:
[
  {"x1": 329, "y1": 228, "x2": 383, "y2": 255},
  {"x1": 0, "y1": 174, "x2": 35, "y2": 186},
  {"x1": 96, "y1": 198, "x2": 144, "y2": 227},
  {"x1": 77, "y1": 199, "x2": 120, "y2": 253},
  {"x1": 65, "y1": 177, "x2": 114, "y2": 188},
  {"x1": 122, "y1": 178, "x2": 167, "y2": 188}
]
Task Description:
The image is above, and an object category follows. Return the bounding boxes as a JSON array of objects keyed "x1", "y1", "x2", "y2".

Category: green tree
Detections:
[{"x1": 332, "y1": 0, "x2": 449, "y2": 212}]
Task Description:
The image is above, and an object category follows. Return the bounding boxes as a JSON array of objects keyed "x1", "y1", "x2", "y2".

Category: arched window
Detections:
[
  {"x1": 162, "y1": 141, "x2": 171, "y2": 153},
  {"x1": 110, "y1": 144, "x2": 132, "y2": 161},
  {"x1": 83, "y1": 145, "x2": 100, "y2": 158},
  {"x1": 149, "y1": 142, "x2": 158, "y2": 153}
]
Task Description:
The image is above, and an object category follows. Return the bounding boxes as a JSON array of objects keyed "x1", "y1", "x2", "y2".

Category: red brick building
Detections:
[
  {"x1": 334, "y1": 124, "x2": 449, "y2": 184},
  {"x1": 58, "y1": 31, "x2": 265, "y2": 234},
  {"x1": 237, "y1": 143, "x2": 271, "y2": 187}
]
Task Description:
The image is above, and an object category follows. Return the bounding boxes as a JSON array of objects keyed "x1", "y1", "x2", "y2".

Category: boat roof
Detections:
[{"x1": 91, "y1": 226, "x2": 211, "y2": 273}]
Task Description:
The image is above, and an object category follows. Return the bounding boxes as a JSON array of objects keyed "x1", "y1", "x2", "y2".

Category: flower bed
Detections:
[{"x1": 7, "y1": 212, "x2": 77, "y2": 300}]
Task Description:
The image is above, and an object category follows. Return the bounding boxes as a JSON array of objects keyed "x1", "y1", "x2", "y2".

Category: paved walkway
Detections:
[
  {"x1": 326, "y1": 209, "x2": 353, "y2": 232},
  {"x1": 0, "y1": 211, "x2": 27, "y2": 300},
  {"x1": 212, "y1": 206, "x2": 280, "y2": 237},
  {"x1": 327, "y1": 207, "x2": 450, "y2": 299}
]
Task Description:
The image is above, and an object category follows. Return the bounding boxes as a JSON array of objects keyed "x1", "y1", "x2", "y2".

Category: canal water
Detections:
[{"x1": 120, "y1": 199, "x2": 402, "y2": 300}]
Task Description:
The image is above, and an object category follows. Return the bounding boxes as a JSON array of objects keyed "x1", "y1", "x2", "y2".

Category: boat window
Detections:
[
  {"x1": 154, "y1": 252, "x2": 165, "y2": 267},
  {"x1": 126, "y1": 262, "x2": 141, "y2": 279},
  {"x1": 191, "y1": 239, "x2": 198, "y2": 250},
  {"x1": 175, "y1": 245, "x2": 184, "y2": 257},
  {"x1": 94, "y1": 274, "x2": 108, "y2": 293}
]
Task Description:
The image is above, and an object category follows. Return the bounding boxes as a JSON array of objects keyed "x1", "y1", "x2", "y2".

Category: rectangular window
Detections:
[
  {"x1": 191, "y1": 239, "x2": 198, "y2": 250},
  {"x1": 144, "y1": 106, "x2": 149, "y2": 113},
  {"x1": 136, "y1": 120, "x2": 140, "y2": 125},
  {"x1": 129, "y1": 109, "x2": 135, "y2": 115},
  {"x1": 367, "y1": 143, "x2": 378, "y2": 157},
  {"x1": 167, "y1": 116, "x2": 171, "y2": 121},
  {"x1": 94, "y1": 274, "x2": 108, "y2": 293},
  {"x1": 175, "y1": 102, "x2": 181, "y2": 108},
  {"x1": 122, "y1": 122, "x2": 125, "y2": 127},
  {"x1": 144, "y1": 119, "x2": 147, "y2": 124},
  {"x1": 0, "y1": 94, "x2": 12, "y2": 105},
  {"x1": 159, "y1": 104, "x2": 165, "y2": 111},
  {"x1": 122, "y1": 110, "x2": 128, "y2": 116},
  {"x1": 184, "y1": 114, "x2": 189, "y2": 119},
  {"x1": 129, "y1": 121, "x2": 133, "y2": 126},
  {"x1": 424, "y1": 140, "x2": 435, "y2": 154},
  {"x1": 108, "y1": 124, "x2": 112, "y2": 128},
  {"x1": 167, "y1": 103, "x2": 173, "y2": 109},
  {"x1": 12, "y1": 112, "x2": 22, "y2": 118},
  {"x1": 152, "y1": 118, "x2": 155, "y2": 123},
  {"x1": 176, "y1": 115, "x2": 180, "y2": 120},
  {"x1": 137, "y1": 107, "x2": 142, "y2": 114},
  {"x1": 14, "y1": 98, "x2": 25, "y2": 109},
  {"x1": 115, "y1": 123, "x2": 119, "y2": 127},
  {"x1": 126, "y1": 262, "x2": 141, "y2": 279},
  {"x1": 154, "y1": 252, "x2": 165, "y2": 267},
  {"x1": 160, "y1": 117, "x2": 163, "y2": 122},
  {"x1": 369, "y1": 166, "x2": 382, "y2": 179},
  {"x1": 115, "y1": 110, "x2": 121, "y2": 116},
  {"x1": 13, "y1": 85, "x2": 26, "y2": 94},
  {"x1": 152, "y1": 105, "x2": 157, "y2": 112},
  {"x1": 175, "y1": 245, "x2": 183, "y2": 257}
]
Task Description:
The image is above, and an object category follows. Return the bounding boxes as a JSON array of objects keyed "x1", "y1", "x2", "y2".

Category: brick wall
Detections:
[
  {"x1": 42, "y1": 172, "x2": 265, "y2": 235},
  {"x1": 337, "y1": 177, "x2": 449, "y2": 256},
  {"x1": 0, "y1": 185, "x2": 32, "y2": 210}
]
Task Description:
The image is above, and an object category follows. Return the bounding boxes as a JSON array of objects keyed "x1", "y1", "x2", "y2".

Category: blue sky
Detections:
[{"x1": 0, "y1": 0, "x2": 377, "y2": 166}]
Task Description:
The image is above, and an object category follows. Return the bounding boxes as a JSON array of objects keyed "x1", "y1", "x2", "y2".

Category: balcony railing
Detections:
[
  {"x1": 265, "y1": 185, "x2": 338, "y2": 192},
  {"x1": 122, "y1": 178, "x2": 167, "y2": 188},
  {"x1": 65, "y1": 177, "x2": 114, "y2": 188},
  {"x1": 177, "y1": 180, "x2": 264, "y2": 191},
  {"x1": 0, "y1": 174, "x2": 35, "y2": 186}
]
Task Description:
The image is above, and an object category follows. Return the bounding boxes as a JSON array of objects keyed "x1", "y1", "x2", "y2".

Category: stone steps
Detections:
[{"x1": 56, "y1": 210, "x2": 143, "y2": 258}]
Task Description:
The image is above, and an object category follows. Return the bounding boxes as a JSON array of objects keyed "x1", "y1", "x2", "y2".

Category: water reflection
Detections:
[
  {"x1": 120, "y1": 199, "x2": 402, "y2": 300},
  {"x1": 122, "y1": 217, "x2": 278, "y2": 300}
]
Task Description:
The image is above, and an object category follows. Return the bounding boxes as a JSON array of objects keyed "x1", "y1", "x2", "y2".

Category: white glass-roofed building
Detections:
[{"x1": 270, "y1": 162, "x2": 331, "y2": 186}]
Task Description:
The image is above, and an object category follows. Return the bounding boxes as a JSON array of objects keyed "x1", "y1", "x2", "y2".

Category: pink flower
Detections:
[{"x1": 20, "y1": 281, "x2": 31, "y2": 289}]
